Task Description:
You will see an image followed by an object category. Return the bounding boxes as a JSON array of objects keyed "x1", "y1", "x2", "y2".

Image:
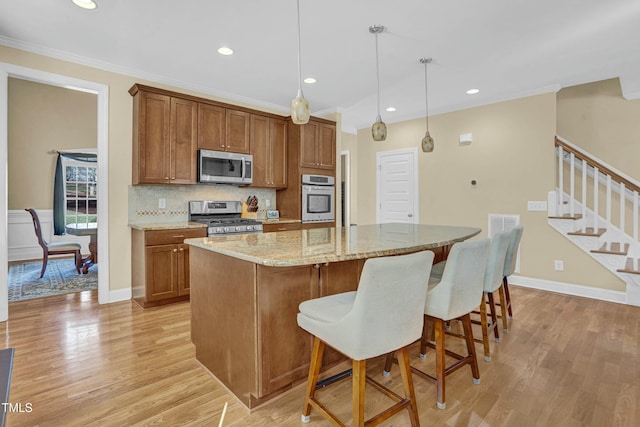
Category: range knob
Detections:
[
  {"x1": 217, "y1": 227, "x2": 224, "y2": 233},
  {"x1": 236, "y1": 226, "x2": 242, "y2": 231},
  {"x1": 224, "y1": 227, "x2": 230, "y2": 233},
  {"x1": 246, "y1": 225, "x2": 253, "y2": 231}
]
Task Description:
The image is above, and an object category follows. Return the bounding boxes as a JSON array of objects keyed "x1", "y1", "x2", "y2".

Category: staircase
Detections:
[{"x1": 547, "y1": 136, "x2": 640, "y2": 306}]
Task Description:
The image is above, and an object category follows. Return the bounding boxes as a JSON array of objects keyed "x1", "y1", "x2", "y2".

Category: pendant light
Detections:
[
  {"x1": 420, "y1": 57, "x2": 434, "y2": 152},
  {"x1": 290, "y1": 0, "x2": 310, "y2": 125},
  {"x1": 369, "y1": 25, "x2": 387, "y2": 141}
]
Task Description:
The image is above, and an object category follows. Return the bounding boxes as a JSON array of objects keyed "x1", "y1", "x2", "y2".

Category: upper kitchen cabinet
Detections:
[
  {"x1": 130, "y1": 85, "x2": 197, "y2": 185},
  {"x1": 199, "y1": 106, "x2": 250, "y2": 154},
  {"x1": 197, "y1": 103, "x2": 225, "y2": 151},
  {"x1": 226, "y1": 109, "x2": 251, "y2": 154},
  {"x1": 299, "y1": 119, "x2": 336, "y2": 170},
  {"x1": 250, "y1": 115, "x2": 287, "y2": 188}
]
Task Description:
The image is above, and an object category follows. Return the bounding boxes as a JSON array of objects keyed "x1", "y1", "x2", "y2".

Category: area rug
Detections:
[{"x1": 8, "y1": 258, "x2": 97, "y2": 302}]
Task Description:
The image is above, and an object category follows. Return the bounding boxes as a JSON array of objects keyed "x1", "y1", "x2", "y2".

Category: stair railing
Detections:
[{"x1": 555, "y1": 136, "x2": 639, "y2": 271}]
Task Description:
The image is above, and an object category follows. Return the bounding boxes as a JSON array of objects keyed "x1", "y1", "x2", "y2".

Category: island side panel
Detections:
[
  {"x1": 190, "y1": 246, "x2": 258, "y2": 408},
  {"x1": 256, "y1": 264, "x2": 319, "y2": 398}
]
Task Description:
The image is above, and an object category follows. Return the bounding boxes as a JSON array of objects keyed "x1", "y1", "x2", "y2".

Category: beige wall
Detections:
[
  {"x1": 557, "y1": 78, "x2": 640, "y2": 180},
  {"x1": 355, "y1": 93, "x2": 625, "y2": 292},
  {"x1": 340, "y1": 132, "x2": 358, "y2": 225},
  {"x1": 8, "y1": 78, "x2": 97, "y2": 210}
]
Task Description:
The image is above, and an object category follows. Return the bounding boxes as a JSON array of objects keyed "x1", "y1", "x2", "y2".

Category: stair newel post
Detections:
[
  {"x1": 558, "y1": 145, "x2": 564, "y2": 215},
  {"x1": 569, "y1": 153, "x2": 575, "y2": 218},
  {"x1": 593, "y1": 167, "x2": 599, "y2": 234},
  {"x1": 634, "y1": 191, "x2": 639, "y2": 270}
]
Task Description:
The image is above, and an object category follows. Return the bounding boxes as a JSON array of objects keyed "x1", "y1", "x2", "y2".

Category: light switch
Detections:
[{"x1": 158, "y1": 198, "x2": 166, "y2": 209}]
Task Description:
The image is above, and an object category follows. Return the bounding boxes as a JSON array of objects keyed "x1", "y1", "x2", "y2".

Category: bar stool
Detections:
[
  {"x1": 297, "y1": 250, "x2": 434, "y2": 427},
  {"x1": 502, "y1": 225, "x2": 524, "y2": 320},
  {"x1": 470, "y1": 231, "x2": 510, "y2": 361},
  {"x1": 385, "y1": 238, "x2": 490, "y2": 409}
]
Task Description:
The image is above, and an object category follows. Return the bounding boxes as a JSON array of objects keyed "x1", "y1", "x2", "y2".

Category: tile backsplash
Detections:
[{"x1": 128, "y1": 185, "x2": 276, "y2": 224}]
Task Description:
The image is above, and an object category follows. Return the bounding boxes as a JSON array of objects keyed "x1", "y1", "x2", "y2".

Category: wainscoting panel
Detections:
[{"x1": 8, "y1": 210, "x2": 90, "y2": 262}]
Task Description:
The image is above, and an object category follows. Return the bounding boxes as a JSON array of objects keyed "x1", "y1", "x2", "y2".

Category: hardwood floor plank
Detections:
[{"x1": 1, "y1": 286, "x2": 639, "y2": 426}]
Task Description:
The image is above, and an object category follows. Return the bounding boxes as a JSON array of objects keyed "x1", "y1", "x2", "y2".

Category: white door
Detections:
[{"x1": 376, "y1": 148, "x2": 419, "y2": 224}]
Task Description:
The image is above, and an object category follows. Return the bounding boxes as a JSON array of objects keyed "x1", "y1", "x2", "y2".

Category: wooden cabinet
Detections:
[
  {"x1": 299, "y1": 120, "x2": 336, "y2": 170},
  {"x1": 250, "y1": 115, "x2": 288, "y2": 188},
  {"x1": 226, "y1": 109, "x2": 251, "y2": 154},
  {"x1": 197, "y1": 103, "x2": 225, "y2": 150},
  {"x1": 262, "y1": 222, "x2": 301, "y2": 233},
  {"x1": 131, "y1": 87, "x2": 197, "y2": 185},
  {"x1": 132, "y1": 227, "x2": 206, "y2": 308}
]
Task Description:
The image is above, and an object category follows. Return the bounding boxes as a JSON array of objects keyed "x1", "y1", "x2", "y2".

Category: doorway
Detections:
[
  {"x1": 376, "y1": 148, "x2": 419, "y2": 224},
  {"x1": 340, "y1": 150, "x2": 351, "y2": 227},
  {"x1": 0, "y1": 63, "x2": 110, "y2": 321}
]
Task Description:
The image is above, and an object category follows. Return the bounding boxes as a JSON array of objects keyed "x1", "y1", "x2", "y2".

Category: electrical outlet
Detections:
[
  {"x1": 265, "y1": 199, "x2": 271, "y2": 208},
  {"x1": 554, "y1": 260, "x2": 564, "y2": 271},
  {"x1": 158, "y1": 198, "x2": 166, "y2": 209},
  {"x1": 528, "y1": 201, "x2": 548, "y2": 212}
]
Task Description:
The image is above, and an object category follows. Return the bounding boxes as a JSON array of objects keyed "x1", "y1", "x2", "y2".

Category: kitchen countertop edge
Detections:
[{"x1": 128, "y1": 222, "x2": 208, "y2": 231}]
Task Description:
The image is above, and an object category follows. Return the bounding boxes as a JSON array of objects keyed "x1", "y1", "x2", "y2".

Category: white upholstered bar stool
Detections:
[
  {"x1": 297, "y1": 250, "x2": 434, "y2": 427},
  {"x1": 413, "y1": 239, "x2": 490, "y2": 409},
  {"x1": 502, "y1": 225, "x2": 524, "y2": 320}
]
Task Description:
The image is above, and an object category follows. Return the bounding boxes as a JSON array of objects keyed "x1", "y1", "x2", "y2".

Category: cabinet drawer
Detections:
[
  {"x1": 262, "y1": 222, "x2": 301, "y2": 233},
  {"x1": 145, "y1": 228, "x2": 206, "y2": 246}
]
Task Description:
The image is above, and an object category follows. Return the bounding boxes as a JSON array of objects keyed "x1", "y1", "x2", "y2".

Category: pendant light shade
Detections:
[
  {"x1": 291, "y1": 0, "x2": 310, "y2": 124},
  {"x1": 420, "y1": 57, "x2": 434, "y2": 152},
  {"x1": 370, "y1": 25, "x2": 386, "y2": 141}
]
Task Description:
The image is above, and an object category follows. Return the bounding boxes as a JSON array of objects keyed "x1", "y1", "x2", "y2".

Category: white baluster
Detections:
[
  {"x1": 606, "y1": 175, "x2": 612, "y2": 251},
  {"x1": 570, "y1": 153, "x2": 575, "y2": 217},
  {"x1": 581, "y1": 160, "x2": 587, "y2": 220},
  {"x1": 593, "y1": 167, "x2": 599, "y2": 233},
  {"x1": 558, "y1": 146, "x2": 564, "y2": 215},
  {"x1": 620, "y1": 182, "x2": 625, "y2": 248}
]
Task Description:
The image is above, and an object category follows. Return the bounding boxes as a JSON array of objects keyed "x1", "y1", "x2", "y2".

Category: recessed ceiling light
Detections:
[
  {"x1": 466, "y1": 88, "x2": 480, "y2": 95},
  {"x1": 72, "y1": 0, "x2": 97, "y2": 9},
  {"x1": 217, "y1": 47, "x2": 234, "y2": 56},
  {"x1": 386, "y1": 107, "x2": 396, "y2": 112},
  {"x1": 303, "y1": 77, "x2": 316, "y2": 84}
]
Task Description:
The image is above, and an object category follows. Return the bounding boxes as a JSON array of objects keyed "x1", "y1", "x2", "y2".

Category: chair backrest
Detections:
[
  {"x1": 336, "y1": 250, "x2": 434, "y2": 360},
  {"x1": 503, "y1": 225, "x2": 524, "y2": 277},
  {"x1": 425, "y1": 238, "x2": 490, "y2": 321},
  {"x1": 25, "y1": 208, "x2": 47, "y2": 249},
  {"x1": 484, "y1": 231, "x2": 511, "y2": 293}
]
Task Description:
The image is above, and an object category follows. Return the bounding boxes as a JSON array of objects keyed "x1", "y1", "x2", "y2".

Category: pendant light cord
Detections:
[
  {"x1": 424, "y1": 60, "x2": 429, "y2": 131},
  {"x1": 296, "y1": 0, "x2": 302, "y2": 93},
  {"x1": 375, "y1": 33, "x2": 381, "y2": 117}
]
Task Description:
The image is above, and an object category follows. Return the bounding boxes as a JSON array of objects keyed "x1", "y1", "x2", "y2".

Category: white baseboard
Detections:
[
  {"x1": 109, "y1": 287, "x2": 132, "y2": 304},
  {"x1": 511, "y1": 275, "x2": 627, "y2": 305}
]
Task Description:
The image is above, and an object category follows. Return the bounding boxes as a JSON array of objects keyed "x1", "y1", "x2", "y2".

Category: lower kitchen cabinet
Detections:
[
  {"x1": 262, "y1": 222, "x2": 301, "y2": 233},
  {"x1": 132, "y1": 227, "x2": 206, "y2": 308}
]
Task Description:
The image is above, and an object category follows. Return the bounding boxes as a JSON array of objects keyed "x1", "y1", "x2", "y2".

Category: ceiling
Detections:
[{"x1": 1, "y1": 0, "x2": 640, "y2": 132}]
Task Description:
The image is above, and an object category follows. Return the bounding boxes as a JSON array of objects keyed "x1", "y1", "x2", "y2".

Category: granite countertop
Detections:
[
  {"x1": 128, "y1": 221, "x2": 208, "y2": 231},
  {"x1": 185, "y1": 223, "x2": 481, "y2": 267}
]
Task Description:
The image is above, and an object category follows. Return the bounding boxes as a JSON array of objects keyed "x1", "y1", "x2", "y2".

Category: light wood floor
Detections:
[{"x1": 2, "y1": 285, "x2": 639, "y2": 426}]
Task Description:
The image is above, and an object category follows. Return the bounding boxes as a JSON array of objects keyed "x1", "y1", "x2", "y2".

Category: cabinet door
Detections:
[
  {"x1": 145, "y1": 244, "x2": 178, "y2": 301},
  {"x1": 226, "y1": 109, "x2": 251, "y2": 154},
  {"x1": 317, "y1": 123, "x2": 336, "y2": 170},
  {"x1": 250, "y1": 114, "x2": 269, "y2": 187},
  {"x1": 299, "y1": 121, "x2": 319, "y2": 168},
  {"x1": 177, "y1": 244, "x2": 190, "y2": 295},
  {"x1": 198, "y1": 103, "x2": 226, "y2": 151},
  {"x1": 137, "y1": 92, "x2": 171, "y2": 184},
  {"x1": 269, "y1": 118, "x2": 288, "y2": 188},
  {"x1": 257, "y1": 264, "x2": 318, "y2": 397},
  {"x1": 170, "y1": 97, "x2": 197, "y2": 184}
]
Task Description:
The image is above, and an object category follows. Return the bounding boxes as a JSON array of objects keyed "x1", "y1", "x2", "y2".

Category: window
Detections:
[{"x1": 64, "y1": 158, "x2": 97, "y2": 227}]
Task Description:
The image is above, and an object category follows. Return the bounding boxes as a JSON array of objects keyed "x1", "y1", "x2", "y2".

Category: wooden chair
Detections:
[
  {"x1": 297, "y1": 250, "x2": 434, "y2": 427},
  {"x1": 25, "y1": 208, "x2": 81, "y2": 278}
]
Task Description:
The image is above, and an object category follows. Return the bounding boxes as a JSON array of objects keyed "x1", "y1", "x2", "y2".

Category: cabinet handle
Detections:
[
  {"x1": 179, "y1": 248, "x2": 184, "y2": 251},
  {"x1": 173, "y1": 248, "x2": 178, "y2": 252},
  {"x1": 324, "y1": 262, "x2": 329, "y2": 267},
  {"x1": 314, "y1": 264, "x2": 320, "y2": 269},
  {"x1": 164, "y1": 177, "x2": 169, "y2": 180},
  {"x1": 171, "y1": 177, "x2": 176, "y2": 180},
  {"x1": 172, "y1": 235, "x2": 185, "y2": 238}
]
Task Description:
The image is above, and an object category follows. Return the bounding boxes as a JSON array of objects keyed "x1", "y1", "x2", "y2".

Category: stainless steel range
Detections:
[{"x1": 189, "y1": 200, "x2": 263, "y2": 236}]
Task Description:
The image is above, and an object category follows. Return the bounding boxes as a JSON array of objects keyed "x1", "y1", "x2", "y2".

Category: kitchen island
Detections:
[{"x1": 185, "y1": 223, "x2": 480, "y2": 410}]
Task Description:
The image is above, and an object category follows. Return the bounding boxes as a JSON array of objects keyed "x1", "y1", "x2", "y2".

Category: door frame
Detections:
[
  {"x1": 376, "y1": 147, "x2": 419, "y2": 224},
  {"x1": 340, "y1": 150, "x2": 350, "y2": 227},
  {"x1": 0, "y1": 62, "x2": 110, "y2": 321}
]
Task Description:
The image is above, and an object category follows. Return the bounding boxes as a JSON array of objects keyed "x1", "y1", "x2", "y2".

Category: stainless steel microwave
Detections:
[{"x1": 198, "y1": 149, "x2": 253, "y2": 185}]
